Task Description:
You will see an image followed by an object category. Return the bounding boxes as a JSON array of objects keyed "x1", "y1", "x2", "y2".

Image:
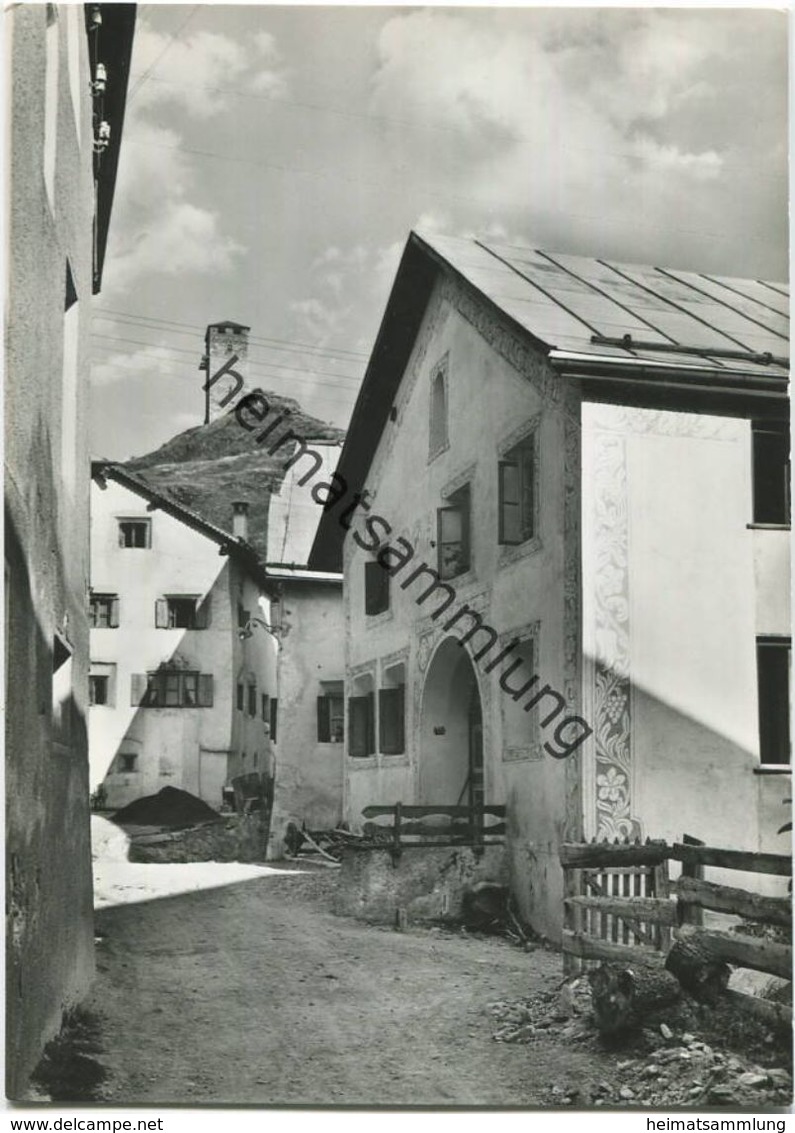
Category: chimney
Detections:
[
  {"x1": 232, "y1": 501, "x2": 249, "y2": 542},
  {"x1": 201, "y1": 320, "x2": 251, "y2": 424}
]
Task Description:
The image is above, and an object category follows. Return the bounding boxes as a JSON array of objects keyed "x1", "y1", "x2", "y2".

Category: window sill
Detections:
[
  {"x1": 746, "y1": 523, "x2": 791, "y2": 531},
  {"x1": 348, "y1": 755, "x2": 377, "y2": 768},
  {"x1": 753, "y1": 764, "x2": 792, "y2": 775},
  {"x1": 366, "y1": 607, "x2": 393, "y2": 627},
  {"x1": 499, "y1": 533, "x2": 543, "y2": 570}
]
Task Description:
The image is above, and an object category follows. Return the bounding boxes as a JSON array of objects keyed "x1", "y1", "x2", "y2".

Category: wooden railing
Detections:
[
  {"x1": 361, "y1": 803, "x2": 507, "y2": 860},
  {"x1": 560, "y1": 836, "x2": 792, "y2": 1024}
]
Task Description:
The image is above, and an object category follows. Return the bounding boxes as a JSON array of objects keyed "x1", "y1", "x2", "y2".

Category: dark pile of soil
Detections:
[
  {"x1": 30, "y1": 1006, "x2": 107, "y2": 1102},
  {"x1": 111, "y1": 787, "x2": 219, "y2": 829}
]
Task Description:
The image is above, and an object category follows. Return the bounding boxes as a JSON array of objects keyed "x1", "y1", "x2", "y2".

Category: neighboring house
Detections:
[
  {"x1": 89, "y1": 464, "x2": 277, "y2": 810},
  {"x1": 5, "y1": 2, "x2": 135, "y2": 1097},
  {"x1": 309, "y1": 231, "x2": 791, "y2": 940},
  {"x1": 265, "y1": 445, "x2": 345, "y2": 850}
]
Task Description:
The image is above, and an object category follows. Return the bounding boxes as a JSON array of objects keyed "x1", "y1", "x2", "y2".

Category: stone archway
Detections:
[{"x1": 419, "y1": 636, "x2": 483, "y2": 807}]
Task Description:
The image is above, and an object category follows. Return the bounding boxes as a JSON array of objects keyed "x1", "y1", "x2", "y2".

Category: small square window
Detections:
[
  {"x1": 89, "y1": 674, "x2": 108, "y2": 705},
  {"x1": 119, "y1": 752, "x2": 138, "y2": 773},
  {"x1": 89, "y1": 594, "x2": 119, "y2": 628},
  {"x1": 118, "y1": 519, "x2": 151, "y2": 548}
]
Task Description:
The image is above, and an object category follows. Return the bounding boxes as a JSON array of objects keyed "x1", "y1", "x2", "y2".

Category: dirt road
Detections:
[{"x1": 89, "y1": 867, "x2": 617, "y2": 1107}]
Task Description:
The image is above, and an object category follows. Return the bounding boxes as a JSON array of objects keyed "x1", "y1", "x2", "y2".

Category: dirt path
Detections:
[{"x1": 88, "y1": 867, "x2": 618, "y2": 1107}]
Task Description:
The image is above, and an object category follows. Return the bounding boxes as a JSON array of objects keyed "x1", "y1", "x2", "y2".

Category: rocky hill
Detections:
[{"x1": 123, "y1": 389, "x2": 345, "y2": 559}]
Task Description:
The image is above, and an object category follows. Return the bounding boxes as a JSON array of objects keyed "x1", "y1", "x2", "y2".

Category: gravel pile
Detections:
[{"x1": 488, "y1": 981, "x2": 793, "y2": 1108}]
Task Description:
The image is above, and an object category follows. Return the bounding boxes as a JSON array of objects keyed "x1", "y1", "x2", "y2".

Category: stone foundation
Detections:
[{"x1": 333, "y1": 843, "x2": 508, "y2": 924}]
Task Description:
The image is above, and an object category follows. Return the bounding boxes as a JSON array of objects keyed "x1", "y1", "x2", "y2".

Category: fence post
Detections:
[
  {"x1": 653, "y1": 855, "x2": 672, "y2": 952},
  {"x1": 563, "y1": 861, "x2": 583, "y2": 976},
  {"x1": 678, "y1": 833, "x2": 705, "y2": 927},
  {"x1": 391, "y1": 801, "x2": 403, "y2": 866}
]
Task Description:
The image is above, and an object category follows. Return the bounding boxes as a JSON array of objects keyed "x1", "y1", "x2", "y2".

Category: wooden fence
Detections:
[
  {"x1": 560, "y1": 836, "x2": 792, "y2": 1023},
  {"x1": 361, "y1": 803, "x2": 506, "y2": 860}
]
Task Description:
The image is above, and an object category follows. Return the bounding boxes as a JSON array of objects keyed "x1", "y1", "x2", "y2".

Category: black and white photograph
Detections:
[{"x1": 4, "y1": 0, "x2": 792, "y2": 1120}]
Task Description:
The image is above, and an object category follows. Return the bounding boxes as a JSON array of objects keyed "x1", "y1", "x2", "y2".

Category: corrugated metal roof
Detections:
[{"x1": 420, "y1": 233, "x2": 789, "y2": 376}]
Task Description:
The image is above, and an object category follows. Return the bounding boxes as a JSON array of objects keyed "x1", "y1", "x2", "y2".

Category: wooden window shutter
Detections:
[
  {"x1": 379, "y1": 687, "x2": 405, "y2": 755},
  {"x1": 109, "y1": 597, "x2": 120, "y2": 628},
  {"x1": 130, "y1": 673, "x2": 147, "y2": 706},
  {"x1": 155, "y1": 599, "x2": 168, "y2": 628},
  {"x1": 198, "y1": 674, "x2": 214, "y2": 707},
  {"x1": 348, "y1": 696, "x2": 369, "y2": 758},
  {"x1": 195, "y1": 596, "x2": 211, "y2": 629},
  {"x1": 366, "y1": 691, "x2": 376, "y2": 755},
  {"x1": 364, "y1": 561, "x2": 389, "y2": 615},
  {"x1": 317, "y1": 696, "x2": 331, "y2": 742}
]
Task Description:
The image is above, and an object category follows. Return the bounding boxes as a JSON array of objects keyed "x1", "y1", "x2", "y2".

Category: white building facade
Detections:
[{"x1": 89, "y1": 465, "x2": 277, "y2": 810}]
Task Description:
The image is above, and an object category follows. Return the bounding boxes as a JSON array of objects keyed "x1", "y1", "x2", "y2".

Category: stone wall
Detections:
[
  {"x1": 333, "y1": 844, "x2": 507, "y2": 924},
  {"x1": 126, "y1": 815, "x2": 269, "y2": 864}
]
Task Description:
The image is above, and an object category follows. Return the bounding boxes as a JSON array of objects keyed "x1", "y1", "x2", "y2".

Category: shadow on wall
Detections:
[
  {"x1": 5, "y1": 507, "x2": 94, "y2": 1099},
  {"x1": 504, "y1": 670, "x2": 790, "y2": 942},
  {"x1": 93, "y1": 572, "x2": 226, "y2": 810}
]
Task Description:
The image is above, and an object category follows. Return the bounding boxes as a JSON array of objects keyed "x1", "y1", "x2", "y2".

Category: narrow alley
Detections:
[{"x1": 88, "y1": 863, "x2": 589, "y2": 1107}]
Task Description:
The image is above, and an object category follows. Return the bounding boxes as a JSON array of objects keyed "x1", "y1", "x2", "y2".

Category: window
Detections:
[
  {"x1": 270, "y1": 698, "x2": 278, "y2": 743},
  {"x1": 248, "y1": 684, "x2": 257, "y2": 718},
  {"x1": 499, "y1": 434, "x2": 537, "y2": 545},
  {"x1": 753, "y1": 423, "x2": 790, "y2": 525},
  {"x1": 155, "y1": 596, "x2": 210, "y2": 629},
  {"x1": 437, "y1": 484, "x2": 470, "y2": 580},
  {"x1": 133, "y1": 670, "x2": 213, "y2": 708},
  {"x1": 429, "y1": 364, "x2": 448, "y2": 457},
  {"x1": 317, "y1": 683, "x2": 345, "y2": 743},
  {"x1": 89, "y1": 594, "x2": 119, "y2": 628},
  {"x1": 237, "y1": 683, "x2": 244, "y2": 711},
  {"x1": 379, "y1": 685, "x2": 405, "y2": 755},
  {"x1": 118, "y1": 519, "x2": 151, "y2": 549},
  {"x1": 349, "y1": 692, "x2": 375, "y2": 758},
  {"x1": 757, "y1": 637, "x2": 791, "y2": 764},
  {"x1": 261, "y1": 693, "x2": 269, "y2": 722},
  {"x1": 237, "y1": 602, "x2": 251, "y2": 629},
  {"x1": 365, "y1": 560, "x2": 389, "y2": 616},
  {"x1": 119, "y1": 753, "x2": 138, "y2": 773},
  {"x1": 89, "y1": 675, "x2": 108, "y2": 706},
  {"x1": 90, "y1": 662, "x2": 116, "y2": 708}
]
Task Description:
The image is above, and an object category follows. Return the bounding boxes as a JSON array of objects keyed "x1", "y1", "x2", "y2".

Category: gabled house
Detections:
[
  {"x1": 309, "y1": 231, "x2": 790, "y2": 940},
  {"x1": 89, "y1": 463, "x2": 277, "y2": 810}
]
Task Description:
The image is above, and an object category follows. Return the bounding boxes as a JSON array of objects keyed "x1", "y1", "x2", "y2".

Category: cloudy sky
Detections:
[{"x1": 91, "y1": 3, "x2": 788, "y2": 461}]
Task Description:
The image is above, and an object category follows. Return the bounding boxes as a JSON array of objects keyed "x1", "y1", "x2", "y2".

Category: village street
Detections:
[{"x1": 88, "y1": 866, "x2": 601, "y2": 1107}]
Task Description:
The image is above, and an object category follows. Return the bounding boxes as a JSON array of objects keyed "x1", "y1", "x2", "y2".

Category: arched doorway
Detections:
[{"x1": 419, "y1": 637, "x2": 484, "y2": 809}]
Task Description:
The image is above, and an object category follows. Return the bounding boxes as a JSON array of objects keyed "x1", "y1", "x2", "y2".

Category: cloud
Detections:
[
  {"x1": 128, "y1": 21, "x2": 286, "y2": 118},
  {"x1": 367, "y1": 8, "x2": 786, "y2": 272}
]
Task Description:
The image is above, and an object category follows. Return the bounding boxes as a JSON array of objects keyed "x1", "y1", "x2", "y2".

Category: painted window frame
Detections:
[
  {"x1": 437, "y1": 483, "x2": 471, "y2": 580},
  {"x1": 118, "y1": 517, "x2": 152, "y2": 549}
]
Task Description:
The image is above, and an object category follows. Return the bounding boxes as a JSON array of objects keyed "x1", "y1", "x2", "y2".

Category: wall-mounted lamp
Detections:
[{"x1": 238, "y1": 616, "x2": 279, "y2": 641}]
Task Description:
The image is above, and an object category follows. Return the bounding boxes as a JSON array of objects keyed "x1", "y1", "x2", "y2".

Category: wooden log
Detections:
[
  {"x1": 361, "y1": 804, "x2": 506, "y2": 819},
  {"x1": 673, "y1": 924, "x2": 792, "y2": 979},
  {"x1": 665, "y1": 932, "x2": 731, "y2": 1002},
  {"x1": 560, "y1": 842, "x2": 669, "y2": 869},
  {"x1": 565, "y1": 895, "x2": 677, "y2": 926},
  {"x1": 671, "y1": 843, "x2": 792, "y2": 877},
  {"x1": 588, "y1": 962, "x2": 682, "y2": 1037},
  {"x1": 561, "y1": 929, "x2": 665, "y2": 967},
  {"x1": 676, "y1": 876, "x2": 792, "y2": 928},
  {"x1": 723, "y1": 988, "x2": 792, "y2": 1029}
]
